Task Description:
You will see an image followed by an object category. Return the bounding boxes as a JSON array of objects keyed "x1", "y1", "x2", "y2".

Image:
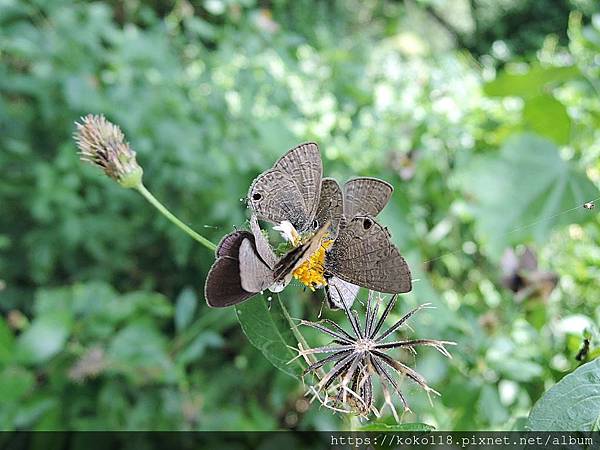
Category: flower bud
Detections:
[{"x1": 74, "y1": 114, "x2": 143, "y2": 188}]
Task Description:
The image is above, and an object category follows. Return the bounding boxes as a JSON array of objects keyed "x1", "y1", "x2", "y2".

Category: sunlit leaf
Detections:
[
  {"x1": 484, "y1": 63, "x2": 579, "y2": 98},
  {"x1": 456, "y1": 133, "x2": 598, "y2": 258},
  {"x1": 523, "y1": 95, "x2": 571, "y2": 145}
]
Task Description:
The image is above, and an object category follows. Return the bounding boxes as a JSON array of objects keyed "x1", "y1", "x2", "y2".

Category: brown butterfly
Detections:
[{"x1": 205, "y1": 143, "x2": 412, "y2": 307}]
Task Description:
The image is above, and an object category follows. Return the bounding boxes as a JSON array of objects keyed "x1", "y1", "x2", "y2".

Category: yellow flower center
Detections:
[{"x1": 292, "y1": 238, "x2": 333, "y2": 291}]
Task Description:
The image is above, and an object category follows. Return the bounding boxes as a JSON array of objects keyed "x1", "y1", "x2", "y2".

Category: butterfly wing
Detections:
[
  {"x1": 325, "y1": 276, "x2": 360, "y2": 309},
  {"x1": 248, "y1": 143, "x2": 322, "y2": 231},
  {"x1": 205, "y1": 231, "x2": 257, "y2": 308},
  {"x1": 249, "y1": 215, "x2": 277, "y2": 269},
  {"x1": 315, "y1": 178, "x2": 344, "y2": 239},
  {"x1": 325, "y1": 216, "x2": 412, "y2": 293},
  {"x1": 343, "y1": 177, "x2": 393, "y2": 218},
  {"x1": 273, "y1": 221, "x2": 330, "y2": 283},
  {"x1": 239, "y1": 238, "x2": 274, "y2": 292}
]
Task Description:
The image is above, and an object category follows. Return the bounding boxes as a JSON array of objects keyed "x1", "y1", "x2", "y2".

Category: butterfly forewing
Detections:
[
  {"x1": 248, "y1": 143, "x2": 322, "y2": 232},
  {"x1": 344, "y1": 177, "x2": 393, "y2": 218},
  {"x1": 315, "y1": 178, "x2": 344, "y2": 238},
  {"x1": 272, "y1": 142, "x2": 322, "y2": 225},
  {"x1": 273, "y1": 221, "x2": 330, "y2": 282},
  {"x1": 248, "y1": 170, "x2": 308, "y2": 229},
  {"x1": 325, "y1": 216, "x2": 412, "y2": 294}
]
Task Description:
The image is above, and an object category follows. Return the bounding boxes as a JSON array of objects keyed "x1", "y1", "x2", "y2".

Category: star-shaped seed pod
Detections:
[{"x1": 295, "y1": 291, "x2": 455, "y2": 420}]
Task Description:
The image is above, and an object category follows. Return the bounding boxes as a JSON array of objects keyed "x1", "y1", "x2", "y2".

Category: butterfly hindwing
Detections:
[
  {"x1": 239, "y1": 238, "x2": 274, "y2": 293},
  {"x1": 249, "y1": 215, "x2": 277, "y2": 269},
  {"x1": 205, "y1": 231, "x2": 257, "y2": 308},
  {"x1": 325, "y1": 216, "x2": 412, "y2": 294},
  {"x1": 343, "y1": 177, "x2": 393, "y2": 218},
  {"x1": 325, "y1": 276, "x2": 361, "y2": 309}
]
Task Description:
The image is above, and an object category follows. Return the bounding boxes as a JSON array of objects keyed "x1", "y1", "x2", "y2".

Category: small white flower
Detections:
[{"x1": 273, "y1": 220, "x2": 301, "y2": 246}]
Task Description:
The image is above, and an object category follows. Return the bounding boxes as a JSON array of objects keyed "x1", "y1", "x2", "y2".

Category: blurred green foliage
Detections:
[{"x1": 1, "y1": 0, "x2": 599, "y2": 431}]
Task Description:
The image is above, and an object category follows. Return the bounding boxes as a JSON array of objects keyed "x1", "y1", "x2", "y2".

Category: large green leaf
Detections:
[
  {"x1": 484, "y1": 63, "x2": 579, "y2": 98},
  {"x1": 527, "y1": 358, "x2": 600, "y2": 431},
  {"x1": 457, "y1": 133, "x2": 598, "y2": 258},
  {"x1": 15, "y1": 311, "x2": 72, "y2": 365},
  {"x1": 235, "y1": 295, "x2": 302, "y2": 379},
  {"x1": 523, "y1": 95, "x2": 571, "y2": 145}
]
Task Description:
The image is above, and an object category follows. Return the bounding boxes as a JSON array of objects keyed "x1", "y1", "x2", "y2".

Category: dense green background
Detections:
[{"x1": 1, "y1": 0, "x2": 599, "y2": 431}]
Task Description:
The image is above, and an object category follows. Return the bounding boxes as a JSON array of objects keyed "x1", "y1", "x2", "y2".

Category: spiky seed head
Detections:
[
  {"x1": 74, "y1": 114, "x2": 143, "y2": 188},
  {"x1": 297, "y1": 294, "x2": 455, "y2": 419}
]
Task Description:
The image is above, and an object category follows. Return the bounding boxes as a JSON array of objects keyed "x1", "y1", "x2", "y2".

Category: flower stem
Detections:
[
  {"x1": 277, "y1": 294, "x2": 325, "y2": 377},
  {"x1": 278, "y1": 294, "x2": 310, "y2": 354},
  {"x1": 136, "y1": 183, "x2": 217, "y2": 252}
]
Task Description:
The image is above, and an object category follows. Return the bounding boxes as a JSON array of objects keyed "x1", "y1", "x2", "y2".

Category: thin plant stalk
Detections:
[{"x1": 136, "y1": 183, "x2": 216, "y2": 252}]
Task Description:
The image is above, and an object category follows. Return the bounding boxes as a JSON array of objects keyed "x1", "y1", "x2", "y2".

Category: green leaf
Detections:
[
  {"x1": 0, "y1": 317, "x2": 15, "y2": 364},
  {"x1": 0, "y1": 366, "x2": 35, "y2": 402},
  {"x1": 523, "y1": 95, "x2": 571, "y2": 145},
  {"x1": 484, "y1": 63, "x2": 580, "y2": 98},
  {"x1": 477, "y1": 384, "x2": 509, "y2": 425},
  {"x1": 456, "y1": 133, "x2": 598, "y2": 258},
  {"x1": 122, "y1": 291, "x2": 174, "y2": 319},
  {"x1": 14, "y1": 396, "x2": 57, "y2": 429},
  {"x1": 15, "y1": 311, "x2": 72, "y2": 365},
  {"x1": 175, "y1": 287, "x2": 197, "y2": 333},
  {"x1": 527, "y1": 358, "x2": 600, "y2": 431},
  {"x1": 359, "y1": 422, "x2": 435, "y2": 431},
  {"x1": 176, "y1": 331, "x2": 224, "y2": 366},
  {"x1": 107, "y1": 320, "x2": 175, "y2": 384},
  {"x1": 235, "y1": 295, "x2": 302, "y2": 379},
  {"x1": 490, "y1": 358, "x2": 543, "y2": 382}
]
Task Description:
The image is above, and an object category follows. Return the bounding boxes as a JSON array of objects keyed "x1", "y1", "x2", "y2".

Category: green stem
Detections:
[
  {"x1": 277, "y1": 294, "x2": 325, "y2": 378},
  {"x1": 136, "y1": 183, "x2": 216, "y2": 252},
  {"x1": 278, "y1": 295, "x2": 310, "y2": 354}
]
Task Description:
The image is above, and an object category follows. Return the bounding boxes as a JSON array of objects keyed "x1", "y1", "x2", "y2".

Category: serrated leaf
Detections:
[
  {"x1": 527, "y1": 359, "x2": 600, "y2": 431},
  {"x1": 456, "y1": 133, "x2": 598, "y2": 258},
  {"x1": 175, "y1": 287, "x2": 197, "y2": 333},
  {"x1": 359, "y1": 422, "x2": 435, "y2": 431},
  {"x1": 235, "y1": 295, "x2": 302, "y2": 379}
]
